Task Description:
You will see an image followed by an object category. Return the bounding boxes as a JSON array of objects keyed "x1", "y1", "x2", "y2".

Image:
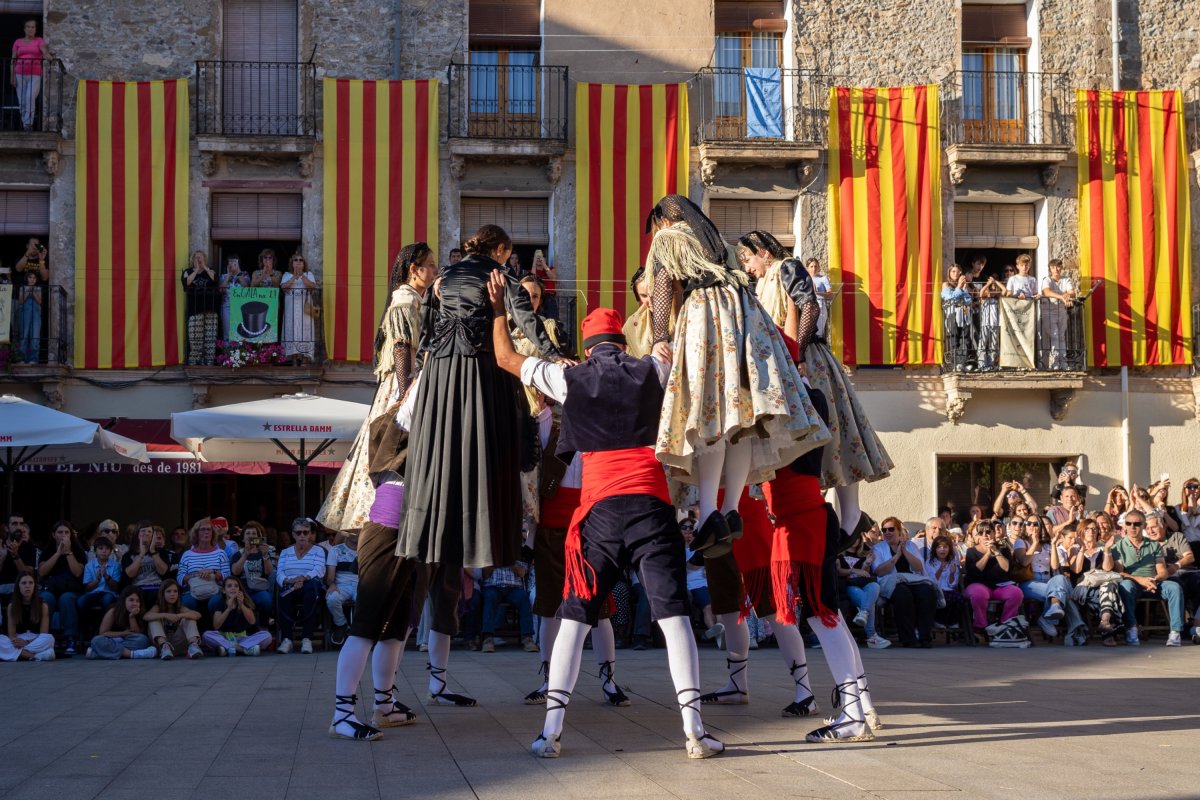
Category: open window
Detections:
[
  {"x1": 467, "y1": 0, "x2": 540, "y2": 137},
  {"x1": 712, "y1": 1, "x2": 785, "y2": 139},
  {"x1": 961, "y1": 3, "x2": 1031, "y2": 145}
]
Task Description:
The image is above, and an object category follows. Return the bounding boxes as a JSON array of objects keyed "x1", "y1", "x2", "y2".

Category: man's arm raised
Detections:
[{"x1": 488, "y1": 269, "x2": 527, "y2": 378}]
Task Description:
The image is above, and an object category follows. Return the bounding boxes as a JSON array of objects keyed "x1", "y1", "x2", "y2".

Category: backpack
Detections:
[{"x1": 986, "y1": 615, "x2": 1032, "y2": 649}]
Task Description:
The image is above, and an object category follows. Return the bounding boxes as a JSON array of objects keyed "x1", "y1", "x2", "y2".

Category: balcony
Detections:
[
  {"x1": 0, "y1": 57, "x2": 64, "y2": 160},
  {"x1": 4, "y1": 283, "x2": 67, "y2": 369},
  {"x1": 694, "y1": 68, "x2": 834, "y2": 185},
  {"x1": 941, "y1": 70, "x2": 1072, "y2": 186},
  {"x1": 940, "y1": 292, "x2": 1092, "y2": 423},
  {"x1": 195, "y1": 61, "x2": 317, "y2": 156},
  {"x1": 447, "y1": 61, "x2": 568, "y2": 161},
  {"x1": 183, "y1": 285, "x2": 324, "y2": 370}
]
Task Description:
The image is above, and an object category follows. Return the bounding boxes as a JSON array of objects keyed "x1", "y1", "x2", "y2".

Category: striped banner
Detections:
[
  {"x1": 322, "y1": 79, "x2": 438, "y2": 363},
  {"x1": 1077, "y1": 89, "x2": 1192, "y2": 366},
  {"x1": 74, "y1": 79, "x2": 189, "y2": 369},
  {"x1": 826, "y1": 85, "x2": 942, "y2": 365},
  {"x1": 575, "y1": 83, "x2": 689, "y2": 324}
]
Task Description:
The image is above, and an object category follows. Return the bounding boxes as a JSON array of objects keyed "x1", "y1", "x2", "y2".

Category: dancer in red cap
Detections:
[{"x1": 488, "y1": 274, "x2": 723, "y2": 760}]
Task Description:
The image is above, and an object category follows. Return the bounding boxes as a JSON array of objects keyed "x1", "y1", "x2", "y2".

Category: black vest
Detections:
[{"x1": 557, "y1": 345, "x2": 664, "y2": 462}]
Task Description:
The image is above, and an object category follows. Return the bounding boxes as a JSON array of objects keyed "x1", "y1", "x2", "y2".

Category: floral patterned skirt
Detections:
[
  {"x1": 316, "y1": 373, "x2": 398, "y2": 532},
  {"x1": 804, "y1": 341, "x2": 893, "y2": 489},
  {"x1": 655, "y1": 284, "x2": 831, "y2": 485}
]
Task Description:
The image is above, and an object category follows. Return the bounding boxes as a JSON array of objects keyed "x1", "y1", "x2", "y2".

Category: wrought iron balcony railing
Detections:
[
  {"x1": 195, "y1": 60, "x2": 317, "y2": 137},
  {"x1": 0, "y1": 57, "x2": 63, "y2": 134},
  {"x1": 942, "y1": 70, "x2": 1072, "y2": 148},
  {"x1": 447, "y1": 62, "x2": 568, "y2": 140},
  {"x1": 695, "y1": 67, "x2": 836, "y2": 145},
  {"x1": 184, "y1": 284, "x2": 324, "y2": 367},
  {"x1": 943, "y1": 292, "x2": 1089, "y2": 374},
  {"x1": 5, "y1": 282, "x2": 66, "y2": 366}
]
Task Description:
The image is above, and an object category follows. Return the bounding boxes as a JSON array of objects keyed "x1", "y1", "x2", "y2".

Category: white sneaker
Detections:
[
  {"x1": 852, "y1": 608, "x2": 869, "y2": 628},
  {"x1": 1036, "y1": 616, "x2": 1058, "y2": 639},
  {"x1": 865, "y1": 634, "x2": 891, "y2": 650},
  {"x1": 33, "y1": 649, "x2": 55, "y2": 662},
  {"x1": 187, "y1": 643, "x2": 203, "y2": 659},
  {"x1": 1125, "y1": 628, "x2": 1141, "y2": 646},
  {"x1": 1166, "y1": 631, "x2": 1182, "y2": 647},
  {"x1": 301, "y1": 638, "x2": 314, "y2": 654},
  {"x1": 245, "y1": 645, "x2": 261, "y2": 657},
  {"x1": 278, "y1": 638, "x2": 293, "y2": 654},
  {"x1": 131, "y1": 646, "x2": 157, "y2": 659},
  {"x1": 1044, "y1": 602, "x2": 1066, "y2": 621},
  {"x1": 159, "y1": 643, "x2": 174, "y2": 660}
]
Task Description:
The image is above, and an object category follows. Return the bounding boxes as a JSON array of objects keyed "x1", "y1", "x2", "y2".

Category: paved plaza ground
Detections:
[{"x1": 1, "y1": 642, "x2": 1196, "y2": 800}]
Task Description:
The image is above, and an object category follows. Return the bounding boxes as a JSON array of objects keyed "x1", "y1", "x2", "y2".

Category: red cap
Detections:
[{"x1": 581, "y1": 308, "x2": 626, "y2": 351}]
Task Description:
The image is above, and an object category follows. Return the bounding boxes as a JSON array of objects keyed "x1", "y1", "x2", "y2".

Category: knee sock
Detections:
[
  {"x1": 695, "y1": 442, "x2": 726, "y2": 522},
  {"x1": 592, "y1": 618, "x2": 618, "y2": 693},
  {"x1": 659, "y1": 615, "x2": 706, "y2": 738},
  {"x1": 719, "y1": 438, "x2": 753, "y2": 515},
  {"x1": 837, "y1": 613, "x2": 876, "y2": 716},
  {"x1": 713, "y1": 611, "x2": 750, "y2": 695},
  {"x1": 540, "y1": 619, "x2": 588, "y2": 740},
  {"x1": 768, "y1": 613, "x2": 812, "y2": 702},
  {"x1": 371, "y1": 636, "x2": 407, "y2": 708},
  {"x1": 332, "y1": 635, "x2": 374, "y2": 727},
  {"x1": 808, "y1": 614, "x2": 865, "y2": 726},
  {"x1": 835, "y1": 484, "x2": 861, "y2": 534},
  {"x1": 537, "y1": 615, "x2": 561, "y2": 692},
  {"x1": 426, "y1": 630, "x2": 452, "y2": 696}
]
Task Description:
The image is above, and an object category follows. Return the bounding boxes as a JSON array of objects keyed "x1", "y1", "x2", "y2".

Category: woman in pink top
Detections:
[{"x1": 11, "y1": 20, "x2": 50, "y2": 131}]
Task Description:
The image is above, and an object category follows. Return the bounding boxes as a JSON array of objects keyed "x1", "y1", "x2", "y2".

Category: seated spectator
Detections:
[
  {"x1": 909, "y1": 517, "x2": 946, "y2": 560},
  {"x1": 231, "y1": 521, "x2": 275, "y2": 614},
  {"x1": 1157, "y1": 512, "x2": 1199, "y2": 641},
  {"x1": 993, "y1": 480, "x2": 1035, "y2": 520},
  {"x1": 202, "y1": 577, "x2": 271, "y2": 656},
  {"x1": 275, "y1": 518, "x2": 326, "y2": 654},
  {"x1": 871, "y1": 517, "x2": 938, "y2": 648},
  {"x1": 838, "y1": 544, "x2": 889, "y2": 648},
  {"x1": 122, "y1": 521, "x2": 170, "y2": 609},
  {"x1": 87, "y1": 586, "x2": 156, "y2": 659},
  {"x1": 88, "y1": 519, "x2": 127, "y2": 561},
  {"x1": 211, "y1": 517, "x2": 240, "y2": 561},
  {"x1": 1066, "y1": 519, "x2": 1124, "y2": 646},
  {"x1": 1176, "y1": 478, "x2": 1200, "y2": 542},
  {"x1": 927, "y1": 534, "x2": 963, "y2": 631},
  {"x1": 37, "y1": 521, "x2": 86, "y2": 655},
  {"x1": 1105, "y1": 485, "x2": 1131, "y2": 520},
  {"x1": 479, "y1": 562, "x2": 536, "y2": 653},
  {"x1": 963, "y1": 521, "x2": 1025, "y2": 635},
  {"x1": 0, "y1": 574, "x2": 55, "y2": 661},
  {"x1": 1050, "y1": 462, "x2": 1089, "y2": 503},
  {"x1": 325, "y1": 532, "x2": 359, "y2": 644},
  {"x1": 178, "y1": 517, "x2": 231, "y2": 613},
  {"x1": 1111, "y1": 510, "x2": 1185, "y2": 646},
  {"x1": 0, "y1": 516, "x2": 37, "y2": 604},
  {"x1": 682, "y1": 523, "x2": 724, "y2": 644},
  {"x1": 1146, "y1": 480, "x2": 1182, "y2": 533},
  {"x1": 1047, "y1": 486, "x2": 1086, "y2": 537},
  {"x1": 1017, "y1": 516, "x2": 1072, "y2": 638},
  {"x1": 1092, "y1": 510, "x2": 1116, "y2": 542},
  {"x1": 1138, "y1": 512, "x2": 1191, "y2": 645},
  {"x1": 144, "y1": 579, "x2": 203, "y2": 660},
  {"x1": 77, "y1": 537, "x2": 121, "y2": 618}
]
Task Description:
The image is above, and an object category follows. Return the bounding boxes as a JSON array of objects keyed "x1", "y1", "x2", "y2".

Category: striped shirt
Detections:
[
  {"x1": 178, "y1": 548, "x2": 230, "y2": 582},
  {"x1": 276, "y1": 546, "x2": 327, "y2": 586}
]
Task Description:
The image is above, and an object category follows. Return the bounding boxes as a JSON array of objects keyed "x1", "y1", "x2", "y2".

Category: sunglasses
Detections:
[
  {"x1": 881, "y1": 526, "x2": 899, "y2": 533},
  {"x1": 1123, "y1": 520, "x2": 1144, "y2": 528},
  {"x1": 293, "y1": 529, "x2": 312, "y2": 535},
  {"x1": 101, "y1": 528, "x2": 118, "y2": 534},
  {"x1": 1186, "y1": 484, "x2": 1199, "y2": 490}
]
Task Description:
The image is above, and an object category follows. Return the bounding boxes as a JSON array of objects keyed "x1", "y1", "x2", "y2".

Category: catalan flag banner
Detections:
[
  {"x1": 1077, "y1": 90, "x2": 1192, "y2": 366},
  {"x1": 827, "y1": 85, "x2": 942, "y2": 365},
  {"x1": 575, "y1": 83, "x2": 689, "y2": 324},
  {"x1": 322, "y1": 79, "x2": 438, "y2": 362},
  {"x1": 74, "y1": 79, "x2": 189, "y2": 369}
]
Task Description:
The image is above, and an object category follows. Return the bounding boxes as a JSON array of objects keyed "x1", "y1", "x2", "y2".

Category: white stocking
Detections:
[
  {"x1": 835, "y1": 484, "x2": 861, "y2": 534},
  {"x1": 837, "y1": 614, "x2": 876, "y2": 716},
  {"x1": 371, "y1": 636, "x2": 406, "y2": 707},
  {"x1": 659, "y1": 615, "x2": 706, "y2": 738},
  {"x1": 767, "y1": 614, "x2": 813, "y2": 702},
  {"x1": 332, "y1": 635, "x2": 373, "y2": 730},
  {"x1": 537, "y1": 615, "x2": 560, "y2": 691},
  {"x1": 719, "y1": 438, "x2": 753, "y2": 515},
  {"x1": 592, "y1": 618, "x2": 618, "y2": 693},
  {"x1": 807, "y1": 614, "x2": 863, "y2": 726},
  {"x1": 540, "y1": 619, "x2": 588, "y2": 739},
  {"x1": 711, "y1": 611, "x2": 750, "y2": 695},
  {"x1": 695, "y1": 442, "x2": 726, "y2": 522}
]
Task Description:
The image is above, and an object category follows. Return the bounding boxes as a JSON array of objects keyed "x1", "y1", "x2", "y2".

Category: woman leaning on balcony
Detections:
[
  {"x1": 10, "y1": 19, "x2": 50, "y2": 132},
  {"x1": 181, "y1": 250, "x2": 218, "y2": 365},
  {"x1": 281, "y1": 252, "x2": 318, "y2": 366}
]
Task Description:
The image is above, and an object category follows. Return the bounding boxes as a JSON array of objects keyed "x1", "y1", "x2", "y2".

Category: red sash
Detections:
[
  {"x1": 727, "y1": 487, "x2": 774, "y2": 619},
  {"x1": 540, "y1": 488, "x2": 581, "y2": 530},
  {"x1": 563, "y1": 447, "x2": 670, "y2": 601},
  {"x1": 762, "y1": 470, "x2": 837, "y2": 627}
]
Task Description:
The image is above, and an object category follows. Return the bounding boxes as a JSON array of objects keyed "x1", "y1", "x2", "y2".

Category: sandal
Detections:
[
  {"x1": 806, "y1": 681, "x2": 874, "y2": 743},
  {"x1": 427, "y1": 664, "x2": 477, "y2": 707},
  {"x1": 599, "y1": 660, "x2": 631, "y2": 707},
  {"x1": 782, "y1": 660, "x2": 819, "y2": 717},
  {"x1": 700, "y1": 657, "x2": 749, "y2": 705},
  {"x1": 329, "y1": 694, "x2": 383, "y2": 741},
  {"x1": 372, "y1": 686, "x2": 417, "y2": 727},
  {"x1": 525, "y1": 661, "x2": 549, "y2": 705}
]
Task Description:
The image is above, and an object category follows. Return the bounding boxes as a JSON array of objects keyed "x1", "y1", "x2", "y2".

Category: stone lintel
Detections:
[
  {"x1": 945, "y1": 142, "x2": 1072, "y2": 167},
  {"x1": 698, "y1": 140, "x2": 820, "y2": 166},
  {"x1": 941, "y1": 371, "x2": 1087, "y2": 423},
  {"x1": 0, "y1": 132, "x2": 61, "y2": 154},
  {"x1": 447, "y1": 138, "x2": 567, "y2": 160},
  {"x1": 197, "y1": 135, "x2": 315, "y2": 155}
]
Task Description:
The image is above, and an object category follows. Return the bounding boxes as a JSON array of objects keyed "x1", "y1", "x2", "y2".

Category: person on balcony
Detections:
[
  {"x1": 218, "y1": 253, "x2": 249, "y2": 340},
  {"x1": 941, "y1": 264, "x2": 974, "y2": 372},
  {"x1": 281, "y1": 252, "x2": 318, "y2": 366},
  {"x1": 1039, "y1": 258, "x2": 1076, "y2": 370},
  {"x1": 1005, "y1": 254, "x2": 1037, "y2": 299},
  {"x1": 251, "y1": 249, "x2": 282, "y2": 288},
  {"x1": 14, "y1": 268, "x2": 41, "y2": 363},
  {"x1": 181, "y1": 250, "x2": 218, "y2": 366},
  {"x1": 10, "y1": 20, "x2": 50, "y2": 132},
  {"x1": 531, "y1": 250, "x2": 558, "y2": 319}
]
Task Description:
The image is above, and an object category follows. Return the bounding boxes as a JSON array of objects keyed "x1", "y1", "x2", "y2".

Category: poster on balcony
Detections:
[
  {"x1": 228, "y1": 286, "x2": 280, "y2": 344},
  {"x1": 826, "y1": 85, "x2": 942, "y2": 365},
  {"x1": 1076, "y1": 89, "x2": 1192, "y2": 367}
]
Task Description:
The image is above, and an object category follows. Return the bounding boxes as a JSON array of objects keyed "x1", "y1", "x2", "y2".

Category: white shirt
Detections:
[
  {"x1": 869, "y1": 540, "x2": 926, "y2": 576},
  {"x1": 536, "y1": 406, "x2": 582, "y2": 489},
  {"x1": 518, "y1": 350, "x2": 670, "y2": 405},
  {"x1": 1006, "y1": 274, "x2": 1038, "y2": 298}
]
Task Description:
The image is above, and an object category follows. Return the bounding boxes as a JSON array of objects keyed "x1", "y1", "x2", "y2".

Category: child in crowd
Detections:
[
  {"x1": 78, "y1": 537, "x2": 121, "y2": 615},
  {"x1": 202, "y1": 577, "x2": 271, "y2": 656},
  {"x1": 681, "y1": 519, "x2": 724, "y2": 644},
  {"x1": 928, "y1": 535, "x2": 962, "y2": 629},
  {"x1": 0, "y1": 574, "x2": 55, "y2": 661},
  {"x1": 144, "y1": 579, "x2": 204, "y2": 660},
  {"x1": 88, "y1": 586, "x2": 156, "y2": 659}
]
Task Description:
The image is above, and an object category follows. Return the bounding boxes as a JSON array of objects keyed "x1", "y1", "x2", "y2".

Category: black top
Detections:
[
  {"x1": 421, "y1": 254, "x2": 559, "y2": 359},
  {"x1": 214, "y1": 600, "x2": 256, "y2": 634},
  {"x1": 38, "y1": 543, "x2": 86, "y2": 579},
  {"x1": 557, "y1": 344, "x2": 665, "y2": 461},
  {"x1": 181, "y1": 268, "x2": 219, "y2": 316},
  {"x1": 965, "y1": 546, "x2": 1013, "y2": 588},
  {"x1": 0, "y1": 542, "x2": 37, "y2": 585},
  {"x1": 11, "y1": 599, "x2": 38, "y2": 631}
]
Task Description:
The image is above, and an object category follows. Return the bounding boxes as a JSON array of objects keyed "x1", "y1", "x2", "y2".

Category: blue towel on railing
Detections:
[{"x1": 744, "y1": 67, "x2": 783, "y2": 138}]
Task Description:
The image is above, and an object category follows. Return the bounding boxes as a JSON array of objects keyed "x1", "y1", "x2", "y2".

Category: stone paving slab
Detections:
[{"x1": 0, "y1": 643, "x2": 1197, "y2": 799}]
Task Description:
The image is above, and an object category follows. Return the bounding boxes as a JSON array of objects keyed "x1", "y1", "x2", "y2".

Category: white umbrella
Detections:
[
  {"x1": 0, "y1": 394, "x2": 150, "y2": 516},
  {"x1": 171, "y1": 393, "x2": 369, "y2": 516}
]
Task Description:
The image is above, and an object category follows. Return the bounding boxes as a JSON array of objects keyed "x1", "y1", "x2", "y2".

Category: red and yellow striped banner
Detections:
[
  {"x1": 322, "y1": 79, "x2": 438, "y2": 363},
  {"x1": 576, "y1": 83, "x2": 689, "y2": 324},
  {"x1": 827, "y1": 85, "x2": 942, "y2": 365},
  {"x1": 1077, "y1": 89, "x2": 1192, "y2": 366},
  {"x1": 74, "y1": 79, "x2": 189, "y2": 369}
]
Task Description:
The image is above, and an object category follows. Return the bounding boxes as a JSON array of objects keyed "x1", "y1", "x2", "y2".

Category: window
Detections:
[
  {"x1": 221, "y1": 0, "x2": 299, "y2": 134},
  {"x1": 468, "y1": 0, "x2": 540, "y2": 137},
  {"x1": 961, "y1": 4, "x2": 1031, "y2": 144},
  {"x1": 0, "y1": 190, "x2": 48, "y2": 235},
  {"x1": 708, "y1": 198, "x2": 794, "y2": 248},
  {"x1": 937, "y1": 456, "x2": 1068, "y2": 522},
  {"x1": 211, "y1": 193, "x2": 302, "y2": 241},
  {"x1": 461, "y1": 197, "x2": 549, "y2": 274},
  {"x1": 713, "y1": 1, "x2": 784, "y2": 138}
]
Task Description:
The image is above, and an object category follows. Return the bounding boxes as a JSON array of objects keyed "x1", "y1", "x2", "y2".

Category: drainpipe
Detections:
[
  {"x1": 392, "y1": 0, "x2": 403, "y2": 79},
  {"x1": 1112, "y1": 0, "x2": 1132, "y2": 487}
]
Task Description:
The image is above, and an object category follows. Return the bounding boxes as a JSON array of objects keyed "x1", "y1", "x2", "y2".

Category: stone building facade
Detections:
[{"x1": 1, "y1": 0, "x2": 1198, "y2": 529}]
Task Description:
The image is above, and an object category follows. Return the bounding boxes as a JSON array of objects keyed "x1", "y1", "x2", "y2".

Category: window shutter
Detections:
[
  {"x1": 469, "y1": 0, "x2": 540, "y2": 49},
  {"x1": 709, "y1": 199, "x2": 794, "y2": 248},
  {"x1": 222, "y1": 0, "x2": 298, "y2": 61},
  {"x1": 211, "y1": 193, "x2": 302, "y2": 240},
  {"x1": 962, "y1": 4, "x2": 1030, "y2": 46},
  {"x1": 0, "y1": 2, "x2": 43, "y2": 14},
  {"x1": 715, "y1": 1, "x2": 786, "y2": 32},
  {"x1": 0, "y1": 190, "x2": 49, "y2": 235},
  {"x1": 461, "y1": 197, "x2": 549, "y2": 245},
  {"x1": 954, "y1": 203, "x2": 1037, "y2": 249}
]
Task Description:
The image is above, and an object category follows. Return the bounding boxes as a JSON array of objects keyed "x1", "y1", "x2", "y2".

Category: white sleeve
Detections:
[
  {"x1": 651, "y1": 354, "x2": 670, "y2": 387},
  {"x1": 397, "y1": 372, "x2": 421, "y2": 431},
  {"x1": 519, "y1": 358, "x2": 569, "y2": 403}
]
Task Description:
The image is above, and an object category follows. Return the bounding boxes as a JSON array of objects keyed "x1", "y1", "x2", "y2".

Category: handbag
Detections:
[
  {"x1": 1080, "y1": 569, "x2": 1122, "y2": 588},
  {"x1": 1008, "y1": 549, "x2": 1034, "y2": 583},
  {"x1": 187, "y1": 576, "x2": 220, "y2": 600}
]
